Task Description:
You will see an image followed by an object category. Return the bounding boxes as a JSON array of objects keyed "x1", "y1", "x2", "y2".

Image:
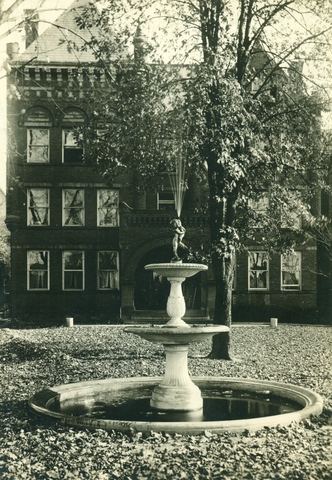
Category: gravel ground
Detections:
[{"x1": 0, "y1": 324, "x2": 331, "y2": 479}]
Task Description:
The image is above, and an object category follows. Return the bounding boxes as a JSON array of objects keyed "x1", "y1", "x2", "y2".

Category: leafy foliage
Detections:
[
  {"x1": 0, "y1": 193, "x2": 10, "y2": 267},
  {"x1": 73, "y1": 1, "x2": 332, "y2": 356},
  {"x1": 78, "y1": 2, "x2": 331, "y2": 251},
  {"x1": 86, "y1": 61, "x2": 183, "y2": 191},
  {"x1": 0, "y1": 223, "x2": 10, "y2": 266}
]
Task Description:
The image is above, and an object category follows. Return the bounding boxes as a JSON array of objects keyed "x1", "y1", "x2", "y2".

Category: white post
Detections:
[
  {"x1": 66, "y1": 317, "x2": 74, "y2": 327},
  {"x1": 270, "y1": 318, "x2": 278, "y2": 328}
]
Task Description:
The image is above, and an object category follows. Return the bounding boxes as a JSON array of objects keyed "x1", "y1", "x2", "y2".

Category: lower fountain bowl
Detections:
[
  {"x1": 29, "y1": 377, "x2": 323, "y2": 435},
  {"x1": 124, "y1": 325, "x2": 229, "y2": 344}
]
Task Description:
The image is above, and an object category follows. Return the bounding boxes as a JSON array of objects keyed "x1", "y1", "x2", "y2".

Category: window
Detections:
[
  {"x1": 27, "y1": 251, "x2": 49, "y2": 290},
  {"x1": 248, "y1": 252, "x2": 269, "y2": 290},
  {"x1": 158, "y1": 192, "x2": 175, "y2": 211},
  {"x1": 97, "y1": 189, "x2": 119, "y2": 226},
  {"x1": 281, "y1": 209, "x2": 302, "y2": 229},
  {"x1": 63, "y1": 251, "x2": 84, "y2": 290},
  {"x1": 63, "y1": 189, "x2": 84, "y2": 226},
  {"x1": 62, "y1": 129, "x2": 84, "y2": 163},
  {"x1": 248, "y1": 194, "x2": 269, "y2": 230},
  {"x1": 24, "y1": 107, "x2": 52, "y2": 162},
  {"x1": 280, "y1": 191, "x2": 302, "y2": 229},
  {"x1": 27, "y1": 128, "x2": 50, "y2": 163},
  {"x1": 248, "y1": 194, "x2": 269, "y2": 215},
  {"x1": 98, "y1": 251, "x2": 119, "y2": 290},
  {"x1": 95, "y1": 129, "x2": 107, "y2": 164},
  {"x1": 61, "y1": 108, "x2": 86, "y2": 163},
  {"x1": 28, "y1": 188, "x2": 49, "y2": 226},
  {"x1": 250, "y1": 76, "x2": 262, "y2": 94},
  {"x1": 281, "y1": 252, "x2": 301, "y2": 291}
]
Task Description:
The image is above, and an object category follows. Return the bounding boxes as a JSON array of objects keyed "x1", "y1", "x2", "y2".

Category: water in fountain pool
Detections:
[{"x1": 48, "y1": 390, "x2": 301, "y2": 423}]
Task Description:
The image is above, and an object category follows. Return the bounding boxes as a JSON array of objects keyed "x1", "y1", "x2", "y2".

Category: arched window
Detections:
[
  {"x1": 24, "y1": 107, "x2": 52, "y2": 163},
  {"x1": 61, "y1": 108, "x2": 86, "y2": 163}
]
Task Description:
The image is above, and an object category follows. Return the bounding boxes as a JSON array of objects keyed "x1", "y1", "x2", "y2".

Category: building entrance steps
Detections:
[{"x1": 127, "y1": 310, "x2": 210, "y2": 325}]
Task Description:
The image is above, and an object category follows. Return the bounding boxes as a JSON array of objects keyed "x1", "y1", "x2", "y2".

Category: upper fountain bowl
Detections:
[{"x1": 145, "y1": 263, "x2": 208, "y2": 278}]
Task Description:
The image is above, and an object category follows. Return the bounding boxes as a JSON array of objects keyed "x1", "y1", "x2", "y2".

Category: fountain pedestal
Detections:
[
  {"x1": 125, "y1": 262, "x2": 229, "y2": 412},
  {"x1": 150, "y1": 345, "x2": 202, "y2": 411},
  {"x1": 165, "y1": 276, "x2": 187, "y2": 327}
]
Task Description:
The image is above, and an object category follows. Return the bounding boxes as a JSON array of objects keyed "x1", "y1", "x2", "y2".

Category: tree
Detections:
[
  {"x1": 0, "y1": 0, "x2": 68, "y2": 32},
  {"x1": 0, "y1": 189, "x2": 10, "y2": 315},
  {"x1": 76, "y1": 0, "x2": 332, "y2": 358},
  {"x1": 305, "y1": 130, "x2": 332, "y2": 323}
]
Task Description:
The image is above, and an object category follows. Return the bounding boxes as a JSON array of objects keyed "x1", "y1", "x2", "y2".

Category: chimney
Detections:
[
  {"x1": 6, "y1": 43, "x2": 19, "y2": 60},
  {"x1": 133, "y1": 25, "x2": 148, "y2": 62},
  {"x1": 25, "y1": 9, "x2": 39, "y2": 49}
]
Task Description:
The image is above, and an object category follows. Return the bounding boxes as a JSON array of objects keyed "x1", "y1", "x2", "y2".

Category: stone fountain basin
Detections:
[
  {"x1": 145, "y1": 263, "x2": 208, "y2": 278},
  {"x1": 29, "y1": 377, "x2": 323, "y2": 435},
  {"x1": 124, "y1": 325, "x2": 229, "y2": 344}
]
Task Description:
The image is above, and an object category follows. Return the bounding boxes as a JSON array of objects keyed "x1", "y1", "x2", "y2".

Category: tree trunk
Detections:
[
  {"x1": 205, "y1": 145, "x2": 236, "y2": 360},
  {"x1": 208, "y1": 252, "x2": 234, "y2": 360},
  {"x1": 200, "y1": 9, "x2": 238, "y2": 358}
]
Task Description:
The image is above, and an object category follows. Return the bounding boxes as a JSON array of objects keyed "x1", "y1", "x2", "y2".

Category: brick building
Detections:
[{"x1": 5, "y1": 0, "x2": 320, "y2": 325}]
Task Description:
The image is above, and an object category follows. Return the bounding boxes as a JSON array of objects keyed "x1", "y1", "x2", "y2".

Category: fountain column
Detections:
[
  {"x1": 151, "y1": 344, "x2": 203, "y2": 411},
  {"x1": 166, "y1": 275, "x2": 188, "y2": 327}
]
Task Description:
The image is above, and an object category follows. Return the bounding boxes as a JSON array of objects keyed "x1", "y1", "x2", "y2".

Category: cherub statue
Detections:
[{"x1": 170, "y1": 218, "x2": 188, "y2": 262}]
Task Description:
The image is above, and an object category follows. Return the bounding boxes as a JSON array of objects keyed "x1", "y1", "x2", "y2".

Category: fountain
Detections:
[
  {"x1": 28, "y1": 146, "x2": 323, "y2": 433},
  {"x1": 123, "y1": 219, "x2": 228, "y2": 414},
  {"x1": 29, "y1": 218, "x2": 323, "y2": 434}
]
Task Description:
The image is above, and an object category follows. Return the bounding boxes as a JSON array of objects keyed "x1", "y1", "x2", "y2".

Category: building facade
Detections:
[{"x1": 5, "y1": 0, "x2": 320, "y2": 325}]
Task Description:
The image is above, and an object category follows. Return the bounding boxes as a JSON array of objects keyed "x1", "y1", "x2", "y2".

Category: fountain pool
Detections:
[{"x1": 29, "y1": 376, "x2": 322, "y2": 435}]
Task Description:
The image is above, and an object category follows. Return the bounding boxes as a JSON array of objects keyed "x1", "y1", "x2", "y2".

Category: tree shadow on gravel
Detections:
[
  {"x1": 1, "y1": 338, "x2": 50, "y2": 363},
  {"x1": 1, "y1": 337, "x2": 164, "y2": 363},
  {"x1": 70, "y1": 350, "x2": 164, "y2": 360},
  {"x1": 1, "y1": 399, "x2": 58, "y2": 433}
]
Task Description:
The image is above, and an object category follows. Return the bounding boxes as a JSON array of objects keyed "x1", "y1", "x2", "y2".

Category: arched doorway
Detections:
[{"x1": 134, "y1": 246, "x2": 202, "y2": 311}]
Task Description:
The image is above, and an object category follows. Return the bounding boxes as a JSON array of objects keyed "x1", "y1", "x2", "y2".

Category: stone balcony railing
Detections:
[{"x1": 121, "y1": 211, "x2": 209, "y2": 228}]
